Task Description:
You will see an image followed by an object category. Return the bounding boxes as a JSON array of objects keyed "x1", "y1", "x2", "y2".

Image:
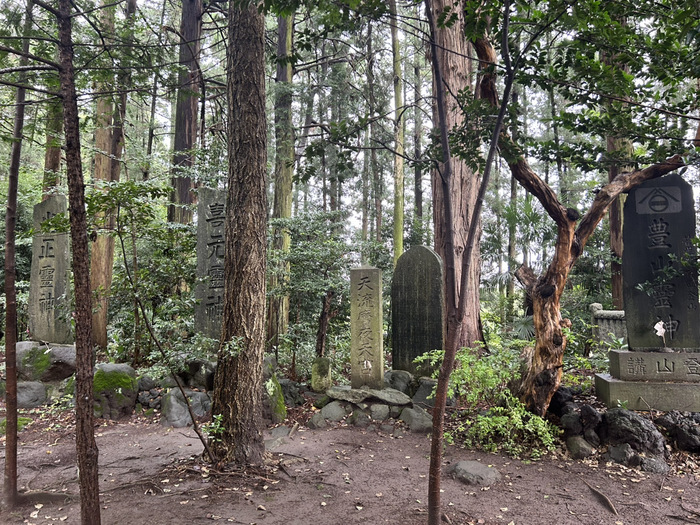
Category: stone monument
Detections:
[
  {"x1": 350, "y1": 266, "x2": 384, "y2": 389},
  {"x1": 391, "y1": 246, "x2": 445, "y2": 374},
  {"x1": 195, "y1": 187, "x2": 226, "y2": 339},
  {"x1": 28, "y1": 195, "x2": 73, "y2": 344},
  {"x1": 596, "y1": 173, "x2": 700, "y2": 411}
]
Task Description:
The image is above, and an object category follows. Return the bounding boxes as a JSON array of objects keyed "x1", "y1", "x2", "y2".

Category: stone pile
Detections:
[{"x1": 550, "y1": 386, "x2": 700, "y2": 473}]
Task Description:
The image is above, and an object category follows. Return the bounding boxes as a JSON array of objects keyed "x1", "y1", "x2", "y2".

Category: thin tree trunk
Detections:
[
  {"x1": 89, "y1": 1, "x2": 116, "y2": 350},
  {"x1": 210, "y1": 0, "x2": 267, "y2": 466},
  {"x1": 267, "y1": 13, "x2": 294, "y2": 352},
  {"x1": 56, "y1": 0, "x2": 101, "y2": 521},
  {"x1": 413, "y1": 54, "x2": 423, "y2": 240},
  {"x1": 3, "y1": 0, "x2": 33, "y2": 508},
  {"x1": 168, "y1": 0, "x2": 202, "y2": 224},
  {"x1": 366, "y1": 24, "x2": 382, "y2": 241},
  {"x1": 390, "y1": 0, "x2": 405, "y2": 265}
]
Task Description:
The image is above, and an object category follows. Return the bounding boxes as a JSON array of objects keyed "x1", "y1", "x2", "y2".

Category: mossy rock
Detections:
[
  {"x1": 265, "y1": 375, "x2": 287, "y2": 424},
  {"x1": 19, "y1": 345, "x2": 52, "y2": 381},
  {"x1": 93, "y1": 363, "x2": 138, "y2": 420},
  {"x1": 311, "y1": 357, "x2": 332, "y2": 393}
]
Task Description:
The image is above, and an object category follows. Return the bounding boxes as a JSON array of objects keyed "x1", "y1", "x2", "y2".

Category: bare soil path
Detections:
[{"x1": 2, "y1": 410, "x2": 700, "y2": 525}]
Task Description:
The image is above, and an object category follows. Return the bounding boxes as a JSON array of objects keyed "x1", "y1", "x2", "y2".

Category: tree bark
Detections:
[
  {"x1": 390, "y1": 0, "x2": 405, "y2": 265},
  {"x1": 42, "y1": 97, "x2": 63, "y2": 197},
  {"x1": 56, "y1": 0, "x2": 101, "y2": 521},
  {"x1": 168, "y1": 0, "x2": 202, "y2": 224},
  {"x1": 267, "y1": 13, "x2": 294, "y2": 352},
  {"x1": 4, "y1": 0, "x2": 33, "y2": 508},
  {"x1": 210, "y1": 0, "x2": 267, "y2": 466},
  {"x1": 429, "y1": 0, "x2": 483, "y2": 349}
]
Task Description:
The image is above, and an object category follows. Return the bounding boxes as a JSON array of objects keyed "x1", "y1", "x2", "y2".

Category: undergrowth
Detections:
[{"x1": 416, "y1": 343, "x2": 561, "y2": 459}]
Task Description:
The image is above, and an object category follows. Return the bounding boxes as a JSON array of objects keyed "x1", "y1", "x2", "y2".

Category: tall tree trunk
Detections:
[
  {"x1": 90, "y1": 1, "x2": 116, "y2": 350},
  {"x1": 413, "y1": 53, "x2": 423, "y2": 242},
  {"x1": 390, "y1": 0, "x2": 405, "y2": 265},
  {"x1": 267, "y1": 13, "x2": 294, "y2": 352},
  {"x1": 210, "y1": 0, "x2": 267, "y2": 466},
  {"x1": 429, "y1": 0, "x2": 483, "y2": 349},
  {"x1": 56, "y1": 0, "x2": 101, "y2": 521},
  {"x1": 4, "y1": 0, "x2": 33, "y2": 508},
  {"x1": 168, "y1": 0, "x2": 202, "y2": 224},
  {"x1": 42, "y1": 97, "x2": 63, "y2": 197},
  {"x1": 602, "y1": 28, "x2": 631, "y2": 310},
  {"x1": 366, "y1": 24, "x2": 382, "y2": 241}
]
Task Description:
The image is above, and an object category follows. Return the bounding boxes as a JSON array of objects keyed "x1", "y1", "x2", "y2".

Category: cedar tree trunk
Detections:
[{"x1": 210, "y1": 0, "x2": 267, "y2": 466}]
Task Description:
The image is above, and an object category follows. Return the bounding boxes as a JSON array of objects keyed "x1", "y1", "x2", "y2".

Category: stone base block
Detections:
[
  {"x1": 595, "y1": 373, "x2": 700, "y2": 412},
  {"x1": 609, "y1": 350, "x2": 700, "y2": 382}
]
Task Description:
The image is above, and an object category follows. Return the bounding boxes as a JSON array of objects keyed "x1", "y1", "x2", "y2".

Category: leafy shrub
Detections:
[{"x1": 417, "y1": 343, "x2": 561, "y2": 459}]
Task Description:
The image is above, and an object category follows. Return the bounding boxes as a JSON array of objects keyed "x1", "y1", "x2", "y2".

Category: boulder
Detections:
[
  {"x1": 399, "y1": 406, "x2": 432, "y2": 433},
  {"x1": 321, "y1": 400, "x2": 349, "y2": 422},
  {"x1": 601, "y1": 408, "x2": 666, "y2": 457},
  {"x1": 307, "y1": 412, "x2": 328, "y2": 429},
  {"x1": 161, "y1": 388, "x2": 211, "y2": 428},
  {"x1": 384, "y1": 370, "x2": 414, "y2": 395},
  {"x1": 655, "y1": 411, "x2": 700, "y2": 453},
  {"x1": 17, "y1": 381, "x2": 47, "y2": 408},
  {"x1": 17, "y1": 342, "x2": 76, "y2": 382},
  {"x1": 566, "y1": 436, "x2": 595, "y2": 459},
  {"x1": 93, "y1": 363, "x2": 138, "y2": 420},
  {"x1": 326, "y1": 386, "x2": 411, "y2": 406},
  {"x1": 279, "y1": 378, "x2": 305, "y2": 406},
  {"x1": 448, "y1": 461, "x2": 501, "y2": 486}
]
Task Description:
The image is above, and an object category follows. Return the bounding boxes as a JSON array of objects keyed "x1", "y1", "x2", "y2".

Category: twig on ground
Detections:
[{"x1": 581, "y1": 478, "x2": 618, "y2": 515}]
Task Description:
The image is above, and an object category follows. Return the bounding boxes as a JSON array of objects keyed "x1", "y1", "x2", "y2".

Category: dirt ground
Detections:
[{"x1": 1, "y1": 406, "x2": 700, "y2": 525}]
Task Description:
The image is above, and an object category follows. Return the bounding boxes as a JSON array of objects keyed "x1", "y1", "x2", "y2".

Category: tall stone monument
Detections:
[
  {"x1": 596, "y1": 173, "x2": 700, "y2": 411},
  {"x1": 350, "y1": 266, "x2": 384, "y2": 389},
  {"x1": 194, "y1": 187, "x2": 226, "y2": 339},
  {"x1": 391, "y1": 246, "x2": 445, "y2": 374},
  {"x1": 28, "y1": 195, "x2": 73, "y2": 344}
]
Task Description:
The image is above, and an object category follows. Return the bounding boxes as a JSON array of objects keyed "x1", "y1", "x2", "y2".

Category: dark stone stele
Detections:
[
  {"x1": 391, "y1": 246, "x2": 445, "y2": 374},
  {"x1": 622, "y1": 173, "x2": 700, "y2": 350}
]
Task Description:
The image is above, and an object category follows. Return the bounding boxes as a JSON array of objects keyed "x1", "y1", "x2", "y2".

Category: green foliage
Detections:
[
  {"x1": 203, "y1": 413, "x2": 225, "y2": 444},
  {"x1": 89, "y1": 180, "x2": 198, "y2": 366},
  {"x1": 269, "y1": 210, "x2": 356, "y2": 378},
  {"x1": 456, "y1": 395, "x2": 561, "y2": 459}
]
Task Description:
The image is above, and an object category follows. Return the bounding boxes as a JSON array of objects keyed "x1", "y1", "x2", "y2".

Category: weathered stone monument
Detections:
[
  {"x1": 28, "y1": 195, "x2": 73, "y2": 344},
  {"x1": 350, "y1": 266, "x2": 384, "y2": 389},
  {"x1": 391, "y1": 246, "x2": 445, "y2": 374},
  {"x1": 596, "y1": 173, "x2": 700, "y2": 411},
  {"x1": 195, "y1": 187, "x2": 226, "y2": 339}
]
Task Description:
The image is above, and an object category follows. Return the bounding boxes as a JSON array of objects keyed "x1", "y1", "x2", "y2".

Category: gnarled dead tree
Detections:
[{"x1": 473, "y1": 33, "x2": 685, "y2": 417}]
